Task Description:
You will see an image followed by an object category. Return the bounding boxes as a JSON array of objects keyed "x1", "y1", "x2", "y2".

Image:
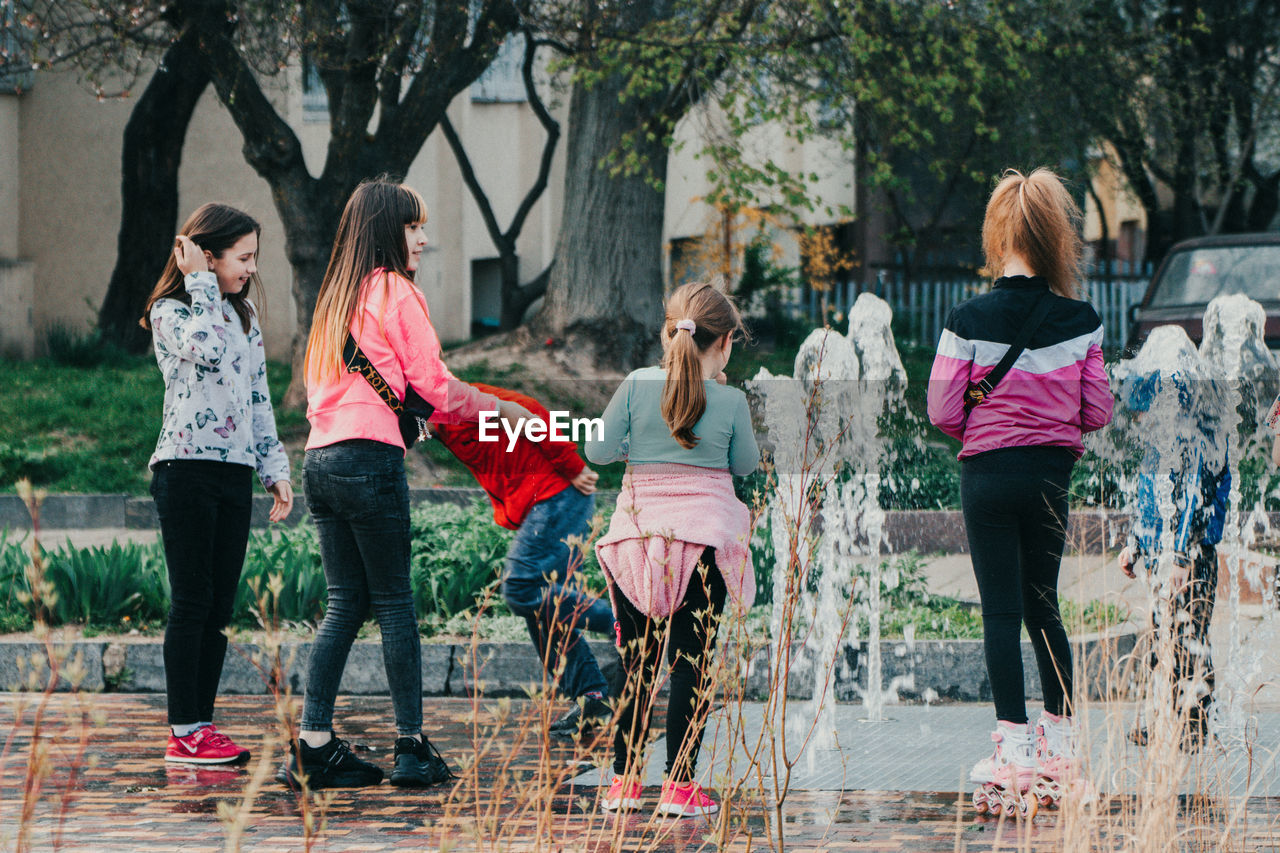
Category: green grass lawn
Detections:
[
  {"x1": 0, "y1": 327, "x2": 955, "y2": 496},
  {"x1": 1, "y1": 355, "x2": 163, "y2": 493},
  {"x1": 0, "y1": 354, "x2": 309, "y2": 494},
  {"x1": 0, "y1": 332, "x2": 810, "y2": 495}
]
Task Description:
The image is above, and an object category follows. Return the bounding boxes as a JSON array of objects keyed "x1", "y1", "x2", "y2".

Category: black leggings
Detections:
[
  {"x1": 611, "y1": 549, "x2": 727, "y2": 781},
  {"x1": 961, "y1": 446, "x2": 1075, "y2": 724},
  {"x1": 151, "y1": 460, "x2": 253, "y2": 726}
]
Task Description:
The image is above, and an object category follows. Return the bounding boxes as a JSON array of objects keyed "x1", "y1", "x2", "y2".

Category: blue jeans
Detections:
[
  {"x1": 503, "y1": 487, "x2": 613, "y2": 698},
  {"x1": 301, "y1": 440, "x2": 422, "y2": 736}
]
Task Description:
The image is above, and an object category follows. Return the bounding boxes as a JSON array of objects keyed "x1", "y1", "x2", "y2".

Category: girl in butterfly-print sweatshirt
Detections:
[{"x1": 141, "y1": 203, "x2": 291, "y2": 768}]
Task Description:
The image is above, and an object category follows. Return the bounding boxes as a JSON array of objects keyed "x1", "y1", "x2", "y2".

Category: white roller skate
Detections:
[
  {"x1": 970, "y1": 721, "x2": 1038, "y2": 819},
  {"x1": 1030, "y1": 712, "x2": 1080, "y2": 809}
]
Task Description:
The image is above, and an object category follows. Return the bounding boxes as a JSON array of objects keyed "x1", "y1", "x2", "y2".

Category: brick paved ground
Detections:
[{"x1": 2, "y1": 694, "x2": 1277, "y2": 852}]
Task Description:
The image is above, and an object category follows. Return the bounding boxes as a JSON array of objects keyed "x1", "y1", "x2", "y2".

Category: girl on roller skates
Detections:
[{"x1": 928, "y1": 168, "x2": 1113, "y2": 817}]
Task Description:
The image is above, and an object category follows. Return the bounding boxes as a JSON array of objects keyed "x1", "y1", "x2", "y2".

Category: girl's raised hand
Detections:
[
  {"x1": 268, "y1": 480, "x2": 294, "y2": 523},
  {"x1": 174, "y1": 235, "x2": 209, "y2": 276}
]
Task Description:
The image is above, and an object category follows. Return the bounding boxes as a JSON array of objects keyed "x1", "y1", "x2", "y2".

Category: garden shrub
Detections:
[
  {"x1": 0, "y1": 532, "x2": 168, "y2": 629},
  {"x1": 879, "y1": 433, "x2": 960, "y2": 510},
  {"x1": 234, "y1": 524, "x2": 327, "y2": 626},
  {"x1": 43, "y1": 321, "x2": 129, "y2": 368},
  {"x1": 0, "y1": 520, "x2": 1130, "y2": 642},
  {"x1": 410, "y1": 500, "x2": 515, "y2": 623},
  {"x1": 0, "y1": 532, "x2": 34, "y2": 632},
  {"x1": 40, "y1": 541, "x2": 169, "y2": 627}
]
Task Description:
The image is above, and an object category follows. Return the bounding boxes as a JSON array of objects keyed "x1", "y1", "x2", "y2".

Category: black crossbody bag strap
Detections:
[
  {"x1": 343, "y1": 336, "x2": 404, "y2": 413},
  {"x1": 342, "y1": 335, "x2": 435, "y2": 446},
  {"x1": 965, "y1": 291, "x2": 1054, "y2": 410}
]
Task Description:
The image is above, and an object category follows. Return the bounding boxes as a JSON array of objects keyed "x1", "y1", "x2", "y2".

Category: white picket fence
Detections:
[{"x1": 799, "y1": 275, "x2": 1149, "y2": 349}]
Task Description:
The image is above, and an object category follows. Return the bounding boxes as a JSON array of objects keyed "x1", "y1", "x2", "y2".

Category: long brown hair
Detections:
[
  {"x1": 660, "y1": 280, "x2": 744, "y2": 449},
  {"x1": 305, "y1": 178, "x2": 428, "y2": 385},
  {"x1": 140, "y1": 203, "x2": 263, "y2": 333},
  {"x1": 980, "y1": 167, "x2": 1084, "y2": 298}
]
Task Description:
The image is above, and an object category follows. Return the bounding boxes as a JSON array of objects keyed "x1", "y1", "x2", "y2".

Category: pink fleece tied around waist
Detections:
[{"x1": 596, "y1": 463, "x2": 755, "y2": 618}]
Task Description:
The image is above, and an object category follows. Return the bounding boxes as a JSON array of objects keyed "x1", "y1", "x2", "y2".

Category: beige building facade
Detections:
[
  {"x1": 0, "y1": 47, "x2": 858, "y2": 361},
  {"x1": 1082, "y1": 146, "x2": 1157, "y2": 270}
]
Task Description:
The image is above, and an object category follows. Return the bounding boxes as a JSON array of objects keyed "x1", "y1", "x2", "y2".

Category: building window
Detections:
[
  {"x1": 471, "y1": 257, "x2": 505, "y2": 337},
  {"x1": 669, "y1": 236, "x2": 711, "y2": 287},
  {"x1": 0, "y1": 5, "x2": 34, "y2": 94},
  {"x1": 301, "y1": 57, "x2": 328, "y2": 119},
  {"x1": 471, "y1": 37, "x2": 527, "y2": 103},
  {"x1": 1118, "y1": 219, "x2": 1139, "y2": 263}
]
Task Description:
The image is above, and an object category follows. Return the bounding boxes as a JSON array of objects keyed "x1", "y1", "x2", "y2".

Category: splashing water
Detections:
[
  {"x1": 1196, "y1": 294, "x2": 1280, "y2": 743},
  {"x1": 748, "y1": 294, "x2": 907, "y2": 760},
  {"x1": 1109, "y1": 297, "x2": 1280, "y2": 750}
]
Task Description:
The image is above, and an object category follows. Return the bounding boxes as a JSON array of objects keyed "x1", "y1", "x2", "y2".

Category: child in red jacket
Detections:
[{"x1": 433, "y1": 384, "x2": 614, "y2": 737}]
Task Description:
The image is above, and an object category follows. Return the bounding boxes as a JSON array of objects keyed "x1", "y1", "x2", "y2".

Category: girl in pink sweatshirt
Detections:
[
  {"x1": 276, "y1": 179, "x2": 528, "y2": 791},
  {"x1": 928, "y1": 168, "x2": 1112, "y2": 815}
]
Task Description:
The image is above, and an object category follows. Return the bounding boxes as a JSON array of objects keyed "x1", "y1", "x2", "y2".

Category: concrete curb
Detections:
[
  {"x1": 0, "y1": 489, "x2": 486, "y2": 533},
  {"x1": 0, "y1": 631, "x2": 1136, "y2": 703},
  {"x1": 0, "y1": 489, "x2": 1205, "y2": 554}
]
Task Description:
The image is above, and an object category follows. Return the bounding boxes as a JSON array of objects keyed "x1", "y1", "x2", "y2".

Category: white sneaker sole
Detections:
[
  {"x1": 657, "y1": 801, "x2": 719, "y2": 818},
  {"x1": 600, "y1": 796, "x2": 642, "y2": 812},
  {"x1": 164, "y1": 753, "x2": 248, "y2": 765}
]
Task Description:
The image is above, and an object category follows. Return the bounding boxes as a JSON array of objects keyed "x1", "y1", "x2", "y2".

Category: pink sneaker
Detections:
[
  {"x1": 599, "y1": 774, "x2": 643, "y2": 812},
  {"x1": 657, "y1": 780, "x2": 718, "y2": 817},
  {"x1": 165, "y1": 725, "x2": 250, "y2": 765}
]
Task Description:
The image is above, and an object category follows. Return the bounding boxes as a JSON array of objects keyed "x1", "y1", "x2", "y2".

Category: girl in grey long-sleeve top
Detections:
[{"x1": 140, "y1": 203, "x2": 292, "y2": 767}]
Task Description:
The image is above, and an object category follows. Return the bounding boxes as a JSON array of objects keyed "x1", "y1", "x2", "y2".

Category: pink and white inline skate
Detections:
[
  {"x1": 970, "y1": 721, "x2": 1038, "y2": 819},
  {"x1": 1030, "y1": 712, "x2": 1081, "y2": 809}
]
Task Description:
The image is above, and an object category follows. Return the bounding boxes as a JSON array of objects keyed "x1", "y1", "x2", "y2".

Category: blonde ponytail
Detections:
[
  {"x1": 980, "y1": 167, "x2": 1084, "y2": 299},
  {"x1": 659, "y1": 281, "x2": 744, "y2": 449}
]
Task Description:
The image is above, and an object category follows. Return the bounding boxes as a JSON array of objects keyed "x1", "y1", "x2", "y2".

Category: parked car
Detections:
[{"x1": 1126, "y1": 232, "x2": 1280, "y2": 352}]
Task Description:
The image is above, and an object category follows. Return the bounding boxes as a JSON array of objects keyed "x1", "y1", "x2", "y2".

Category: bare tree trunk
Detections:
[
  {"x1": 279, "y1": 196, "x2": 337, "y2": 409},
  {"x1": 98, "y1": 27, "x2": 209, "y2": 351},
  {"x1": 500, "y1": 257, "x2": 550, "y2": 329},
  {"x1": 189, "y1": 0, "x2": 519, "y2": 404},
  {"x1": 531, "y1": 74, "x2": 668, "y2": 370}
]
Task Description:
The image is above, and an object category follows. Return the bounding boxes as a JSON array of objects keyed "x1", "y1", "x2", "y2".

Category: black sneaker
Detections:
[
  {"x1": 389, "y1": 736, "x2": 454, "y2": 787},
  {"x1": 548, "y1": 696, "x2": 613, "y2": 740},
  {"x1": 275, "y1": 735, "x2": 384, "y2": 790}
]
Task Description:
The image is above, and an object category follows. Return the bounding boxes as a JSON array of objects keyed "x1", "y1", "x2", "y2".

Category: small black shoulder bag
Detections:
[
  {"x1": 963, "y1": 292, "x2": 1054, "y2": 413},
  {"x1": 342, "y1": 336, "x2": 436, "y2": 448}
]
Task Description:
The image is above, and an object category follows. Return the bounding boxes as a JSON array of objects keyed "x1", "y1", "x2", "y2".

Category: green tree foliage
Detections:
[
  {"x1": 700, "y1": 1, "x2": 1095, "y2": 273},
  {"x1": 1051, "y1": 0, "x2": 1280, "y2": 260}
]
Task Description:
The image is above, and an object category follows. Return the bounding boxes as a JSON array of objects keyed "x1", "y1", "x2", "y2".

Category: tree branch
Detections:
[
  {"x1": 194, "y1": 2, "x2": 313, "y2": 193},
  {"x1": 439, "y1": 113, "x2": 507, "y2": 251},
  {"x1": 377, "y1": 11, "x2": 421, "y2": 117},
  {"x1": 374, "y1": 0, "x2": 521, "y2": 169},
  {"x1": 507, "y1": 29, "x2": 560, "y2": 241},
  {"x1": 321, "y1": 12, "x2": 381, "y2": 183}
]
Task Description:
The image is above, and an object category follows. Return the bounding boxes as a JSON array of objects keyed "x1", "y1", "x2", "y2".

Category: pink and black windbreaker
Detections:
[{"x1": 927, "y1": 275, "x2": 1113, "y2": 459}]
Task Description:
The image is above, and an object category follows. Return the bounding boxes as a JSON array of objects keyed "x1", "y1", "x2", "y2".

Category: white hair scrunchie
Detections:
[{"x1": 675, "y1": 319, "x2": 696, "y2": 334}]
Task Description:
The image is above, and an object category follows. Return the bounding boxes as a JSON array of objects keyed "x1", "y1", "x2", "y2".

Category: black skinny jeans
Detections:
[
  {"x1": 301, "y1": 439, "x2": 423, "y2": 737},
  {"x1": 961, "y1": 446, "x2": 1076, "y2": 724},
  {"x1": 611, "y1": 549, "x2": 726, "y2": 782},
  {"x1": 151, "y1": 460, "x2": 253, "y2": 726}
]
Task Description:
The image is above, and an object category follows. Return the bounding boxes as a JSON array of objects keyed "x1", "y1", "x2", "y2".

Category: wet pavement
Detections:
[{"x1": 2, "y1": 694, "x2": 1278, "y2": 851}]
